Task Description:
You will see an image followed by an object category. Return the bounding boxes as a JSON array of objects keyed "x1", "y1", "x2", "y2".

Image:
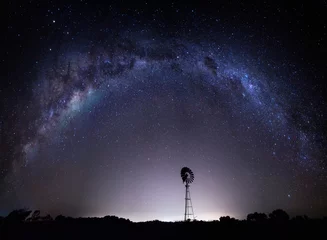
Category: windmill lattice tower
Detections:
[{"x1": 180, "y1": 167, "x2": 195, "y2": 221}]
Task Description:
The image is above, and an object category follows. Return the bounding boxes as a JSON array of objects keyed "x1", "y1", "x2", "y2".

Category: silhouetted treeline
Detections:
[{"x1": 0, "y1": 208, "x2": 326, "y2": 240}]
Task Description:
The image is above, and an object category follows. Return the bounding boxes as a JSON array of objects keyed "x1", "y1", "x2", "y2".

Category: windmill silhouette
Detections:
[{"x1": 180, "y1": 167, "x2": 195, "y2": 221}]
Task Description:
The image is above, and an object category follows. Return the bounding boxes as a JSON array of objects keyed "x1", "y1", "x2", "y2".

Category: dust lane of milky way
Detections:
[
  {"x1": 20, "y1": 34, "x2": 322, "y2": 169},
  {"x1": 1, "y1": 28, "x2": 326, "y2": 220}
]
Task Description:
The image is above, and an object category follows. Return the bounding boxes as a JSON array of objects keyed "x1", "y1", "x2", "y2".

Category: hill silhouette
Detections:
[{"x1": 0, "y1": 209, "x2": 326, "y2": 239}]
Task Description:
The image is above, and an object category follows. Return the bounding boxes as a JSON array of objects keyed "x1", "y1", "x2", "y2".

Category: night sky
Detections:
[{"x1": 2, "y1": 0, "x2": 327, "y2": 222}]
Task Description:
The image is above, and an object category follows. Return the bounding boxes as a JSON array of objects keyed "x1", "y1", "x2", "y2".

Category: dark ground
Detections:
[{"x1": 1, "y1": 215, "x2": 326, "y2": 240}]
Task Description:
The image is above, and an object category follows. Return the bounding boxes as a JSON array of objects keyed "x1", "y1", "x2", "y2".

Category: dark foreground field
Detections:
[{"x1": 1, "y1": 214, "x2": 326, "y2": 240}]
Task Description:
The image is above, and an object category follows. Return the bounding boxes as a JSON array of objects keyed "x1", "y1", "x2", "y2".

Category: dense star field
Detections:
[{"x1": 2, "y1": 1, "x2": 327, "y2": 221}]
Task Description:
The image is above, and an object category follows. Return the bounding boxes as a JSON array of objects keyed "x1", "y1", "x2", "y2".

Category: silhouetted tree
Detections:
[
  {"x1": 55, "y1": 215, "x2": 67, "y2": 221},
  {"x1": 247, "y1": 212, "x2": 268, "y2": 222},
  {"x1": 5, "y1": 209, "x2": 32, "y2": 223},
  {"x1": 219, "y1": 216, "x2": 237, "y2": 223},
  {"x1": 219, "y1": 216, "x2": 231, "y2": 222},
  {"x1": 32, "y1": 210, "x2": 40, "y2": 219},
  {"x1": 40, "y1": 214, "x2": 53, "y2": 221},
  {"x1": 104, "y1": 215, "x2": 119, "y2": 221},
  {"x1": 269, "y1": 209, "x2": 289, "y2": 222},
  {"x1": 26, "y1": 210, "x2": 41, "y2": 222}
]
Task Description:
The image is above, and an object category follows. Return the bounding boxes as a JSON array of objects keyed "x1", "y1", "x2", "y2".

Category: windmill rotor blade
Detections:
[{"x1": 180, "y1": 167, "x2": 195, "y2": 184}]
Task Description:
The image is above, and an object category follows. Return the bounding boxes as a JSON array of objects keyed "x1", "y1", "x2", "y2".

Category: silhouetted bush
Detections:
[
  {"x1": 219, "y1": 216, "x2": 237, "y2": 223},
  {"x1": 247, "y1": 212, "x2": 268, "y2": 222},
  {"x1": 103, "y1": 215, "x2": 131, "y2": 224},
  {"x1": 5, "y1": 209, "x2": 32, "y2": 223},
  {"x1": 40, "y1": 214, "x2": 53, "y2": 221},
  {"x1": 1, "y1": 209, "x2": 326, "y2": 240},
  {"x1": 55, "y1": 215, "x2": 68, "y2": 221},
  {"x1": 269, "y1": 209, "x2": 290, "y2": 222},
  {"x1": 26, "y1": 210, "x2": 40, "y2": 222}
]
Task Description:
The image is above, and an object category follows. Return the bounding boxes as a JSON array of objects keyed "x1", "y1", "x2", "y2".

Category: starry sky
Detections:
[{"x1": 2, "y1": 0, "x2": 327, "y2": 221}]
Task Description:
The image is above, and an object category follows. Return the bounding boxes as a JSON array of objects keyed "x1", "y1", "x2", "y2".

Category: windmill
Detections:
[{"x1": 180, "y1": 167, "x2": 195, "y2": 221}]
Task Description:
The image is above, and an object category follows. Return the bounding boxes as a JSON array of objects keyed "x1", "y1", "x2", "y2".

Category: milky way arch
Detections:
[
  {"x1": 18, "y1": 33, "x2": 319, "y2": 169},
  {"x1": 2, "y1": 29, "x2": 325, "y2": 219}
]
